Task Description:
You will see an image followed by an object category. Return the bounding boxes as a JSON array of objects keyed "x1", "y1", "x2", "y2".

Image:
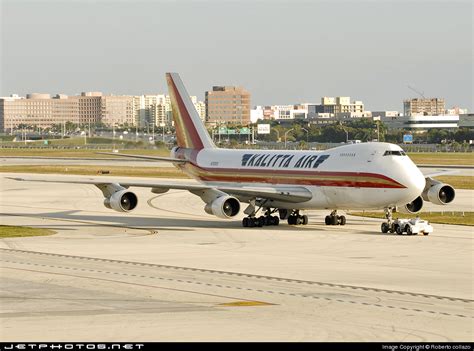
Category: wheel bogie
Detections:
[
  {"x1": 242, "y1": 211, "x2": 282, "y2": 228},
  {"x1": 325, "y1": 212, "x2": 346, "y2": 226}
]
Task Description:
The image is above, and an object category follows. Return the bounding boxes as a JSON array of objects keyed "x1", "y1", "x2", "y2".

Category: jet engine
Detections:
[
  {"x1": 398, "y1": 196, "x2": 424, "y2": 214},
  {"x1": 104, "y1": 189, "x2": 138, "y2": 212},
  {"x1": 423, "y1": 183, "x2": 455, "y2": 205},
  {"x1": 204, "y1": 195, "x2": 240, "y2": 219}
]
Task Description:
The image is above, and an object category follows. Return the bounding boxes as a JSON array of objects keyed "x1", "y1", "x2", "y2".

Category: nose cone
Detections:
[{"x1": 400, "y1": 161, "x2": 426, "y2": 200}]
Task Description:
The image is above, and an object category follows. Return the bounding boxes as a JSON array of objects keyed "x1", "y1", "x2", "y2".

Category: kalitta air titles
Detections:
[{"x1": 241, "y1": 153, "x2": 330, "y2": 169}]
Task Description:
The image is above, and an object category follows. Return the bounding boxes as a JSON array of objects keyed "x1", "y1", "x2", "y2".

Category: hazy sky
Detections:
[{"x1": 1, "y1": 0, "x2": 472, "y2": 111}]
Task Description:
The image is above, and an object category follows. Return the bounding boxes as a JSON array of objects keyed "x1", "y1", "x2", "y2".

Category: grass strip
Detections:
[
  {"x1": 0, "y1": 225, "x2": 56, "y2": 238},
  {"x1": 407, "y1": 152, "x2": 474, "y2": 166}
]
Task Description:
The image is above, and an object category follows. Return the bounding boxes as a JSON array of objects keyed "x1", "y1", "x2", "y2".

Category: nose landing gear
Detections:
[
  {"x1": 325, "y1": 210, "x2": 346, "y2": 226},
  {"x1": 380, "y1": 207, "x2": 395, "y2": 233}
]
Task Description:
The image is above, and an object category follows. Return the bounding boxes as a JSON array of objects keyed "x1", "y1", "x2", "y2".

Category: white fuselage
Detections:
[{"x1": 173, "y1": 142, "x2": 426, "y2": 210}]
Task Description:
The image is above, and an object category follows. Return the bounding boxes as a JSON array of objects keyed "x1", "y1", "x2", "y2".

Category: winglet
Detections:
[{"x1": 166, "y1": 73, "x2": 215, "y2": 150}]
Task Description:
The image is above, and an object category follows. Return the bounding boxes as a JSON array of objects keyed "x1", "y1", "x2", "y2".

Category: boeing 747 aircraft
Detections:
[{"x1": 10, "y1": 73, "x2": 456, "y2": 232}]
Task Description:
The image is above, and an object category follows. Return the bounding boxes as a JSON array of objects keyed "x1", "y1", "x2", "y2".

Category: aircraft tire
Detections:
[
  {"x1": 325, "y1": 216, "x2": 331, "y2": 225},
  {"x1": 273, "y1": 216, "x2": 280, "y2": 226},
  {"x1": 339, "y1": 215, "x2": 346, "y2": 225},
  {"x1": 302, "y1": 215, "x2": 308, "y2": 225},
  {"x1": 331, "y1": 216, "x2": 338, "y2": 225},
  {"x1": 381, "y1": 222, "x2": 389, "y2": 233},
  {"x1": 242, "y1": 218, "x2": 249, "y2": 227}
]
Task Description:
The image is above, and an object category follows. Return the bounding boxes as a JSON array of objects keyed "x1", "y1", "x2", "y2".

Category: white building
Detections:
[
  {"x1": 382, "y1": 115, "x2": 459, "y2": 129},
  {"x1": 250, "y1": 106, "x2": 264, "y2": 123},
  {"x1": 272, "y1": 105, "x2": 308, "y2": 120},
  {"x1": 191, "y1": 96, "x2": 206, "y2": 122}
]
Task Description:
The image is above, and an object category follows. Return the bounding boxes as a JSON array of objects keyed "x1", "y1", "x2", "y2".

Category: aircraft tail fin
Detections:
[{"x1": 166, "y1": 73, "x2": 215, "y2": 150}]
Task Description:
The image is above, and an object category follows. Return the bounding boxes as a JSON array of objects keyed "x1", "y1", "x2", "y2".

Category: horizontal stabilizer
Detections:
[{"x1": 96, "y1": 152, "x2": 187, "y2": 163}]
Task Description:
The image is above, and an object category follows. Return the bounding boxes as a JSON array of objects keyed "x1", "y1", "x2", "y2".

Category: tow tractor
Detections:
[{"x1": 381, "y1": 217, "x2": 433, "y2": 235}]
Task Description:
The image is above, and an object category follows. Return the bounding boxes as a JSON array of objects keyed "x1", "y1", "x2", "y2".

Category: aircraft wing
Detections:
[
  {"x1": 6, "y1": 175, "x2": 312, "y2": 203},
  {"x1": 217, "y1": 186, "x2": 312, "y2": 203}
]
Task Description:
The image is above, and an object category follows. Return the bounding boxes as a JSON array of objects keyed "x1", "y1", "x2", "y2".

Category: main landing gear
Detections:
[
  {"x1": 287, "y1": 210, "x2": 308, "y2": 226},
  {"x1": 241, "y1": 207, "x2": 309, "y2": 227},
  {"x1": 242, "y1": 208, "x2": 280, "y2": 228},
  {"x1": 325, "y1": 210, "x2": 346, "y2": 226}
]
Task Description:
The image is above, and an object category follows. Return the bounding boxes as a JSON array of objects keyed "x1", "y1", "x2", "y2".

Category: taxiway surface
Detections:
[{"x1": 0, "y1": 174, "x2": 472, "y2": 341}]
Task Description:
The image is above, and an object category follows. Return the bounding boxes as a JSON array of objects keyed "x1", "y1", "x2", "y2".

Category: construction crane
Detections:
[{"x1": 408, "y1": 85, "x2": 426, "y2": 99}]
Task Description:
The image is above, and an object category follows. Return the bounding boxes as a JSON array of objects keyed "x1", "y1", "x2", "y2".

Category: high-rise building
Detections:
[
  {"x1": 403, "y1": 98, "x2": 445, "y2": 116},
  {"x1": 205, "y1": 86, "x2": 250, "y2": 126},
  {"x1": 191, "y1": 96, "x2": 206, "y2": 122}
]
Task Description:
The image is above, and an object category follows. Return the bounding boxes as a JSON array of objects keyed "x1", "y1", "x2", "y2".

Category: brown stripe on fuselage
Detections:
[{"x1": 179, "y1": 162, "x2": 405, "y2": 189}]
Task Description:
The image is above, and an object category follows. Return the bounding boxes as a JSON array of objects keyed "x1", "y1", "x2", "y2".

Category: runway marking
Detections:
[
  {"x1": 1, "y1": 250, "x2": 472, "y2": 319},
  {"x1": 218, "y1": 301, "x2": 274, "y2": 307},
  {"x1": 1, "y1": 248, "x2": 470, "y2": 304},
  {"x1": 1, "y1": 266, "x2": 272, "y2": 306}
]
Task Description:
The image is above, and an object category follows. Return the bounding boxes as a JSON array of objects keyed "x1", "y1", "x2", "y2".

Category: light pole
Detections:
[
  {"x1": 151, "y1": 119, "x2": 154, "y2": 142},
  {"x1": 284, "y1": 128, "x2": 294, "y2": 149},
  {"x1": 159, "y1": 123, "x2": 165, "y2": 143},
  {"x1": 273, "y1": 128, "x2": 280, "y2": 142},
  {"x1": 302, "y1": 127, "x2": 309, "y2": 144}
]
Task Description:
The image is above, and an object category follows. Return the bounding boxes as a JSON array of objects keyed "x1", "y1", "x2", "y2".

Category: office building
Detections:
[
  {"x1": 101, "y1": 95, "x2": 134, "y2": 127},
  {"x1": 403, "y1": 98, "x2": 445, "y2": 116},
  {"x1": 205, "y1": 86, "x2": 250, "y2": 126},
  {"x1": 307, "y1": 97, "x2": 364, "y2": 118},
  {"x1": 73, "y1": 92, "x2": 102, "y2": 126},
  {"x1": 1, "y1": 93, "x2": 80, "y2": 131}
]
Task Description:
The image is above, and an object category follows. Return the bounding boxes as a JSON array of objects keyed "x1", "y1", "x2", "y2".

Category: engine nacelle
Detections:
[
  {"x1": 398, "y1": 196, "x2": 424, "y2": 214},
  {"x1": 204, "y1": 196, "x2": 240, "y2": 219},
  {"x1": 424, "y1": 183, "x2": 455, "y2": 205},
  {"x1": 104, "y1": 190, "x2": 138, "y2": 212}
]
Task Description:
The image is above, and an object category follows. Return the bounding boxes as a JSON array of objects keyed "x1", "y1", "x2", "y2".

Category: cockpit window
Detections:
[{"x1": 383, "y1": 150, "x2": 406, "y2": 156}]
